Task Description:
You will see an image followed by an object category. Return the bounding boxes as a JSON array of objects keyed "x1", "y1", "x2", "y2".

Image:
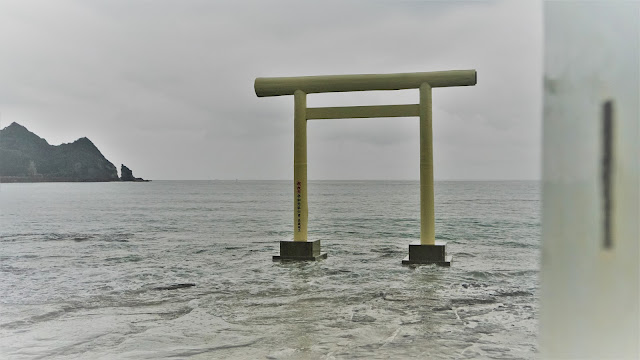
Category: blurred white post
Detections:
[{"x1": 540, "y1": 1, "x2": 639, "y2": 358}]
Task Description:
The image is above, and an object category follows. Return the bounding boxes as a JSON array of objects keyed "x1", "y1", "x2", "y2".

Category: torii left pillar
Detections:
[{"x1": 273, "y1": 89, "x2": 327, "y2": 261}]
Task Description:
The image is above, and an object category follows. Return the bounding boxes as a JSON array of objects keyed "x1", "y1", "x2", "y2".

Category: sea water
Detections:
[{"x1": 0, "y1": 181, "x2": 540, "y2": 359}]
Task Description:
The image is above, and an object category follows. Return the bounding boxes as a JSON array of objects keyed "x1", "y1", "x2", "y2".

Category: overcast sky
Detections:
[{"x1": 0, "y1": 0, "x2": 542, "y2": 180}]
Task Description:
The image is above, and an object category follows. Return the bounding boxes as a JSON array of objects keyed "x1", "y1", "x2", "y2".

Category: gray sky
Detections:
[{"x1": 0, "y1": 0, "x2": 542, "y2": 180}]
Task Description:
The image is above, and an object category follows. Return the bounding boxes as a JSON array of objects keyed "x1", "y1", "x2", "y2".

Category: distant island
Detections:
[{"x1": 0, "y1": 122, "x2": 148, "y2": 183}]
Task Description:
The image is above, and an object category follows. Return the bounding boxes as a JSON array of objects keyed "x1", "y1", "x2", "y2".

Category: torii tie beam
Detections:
[{"x1": 255, "y1": 70, "x2": 477, "y2": 265}]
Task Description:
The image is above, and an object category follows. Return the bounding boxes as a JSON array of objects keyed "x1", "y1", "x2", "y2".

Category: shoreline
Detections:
[{"x1": 0, "y1": 177, "x2": 150, "y2": 183}]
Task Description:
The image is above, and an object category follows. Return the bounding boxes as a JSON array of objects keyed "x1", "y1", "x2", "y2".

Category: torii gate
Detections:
[{"x1": 255, "y1": 70, "x2": 477, "y2": 265}]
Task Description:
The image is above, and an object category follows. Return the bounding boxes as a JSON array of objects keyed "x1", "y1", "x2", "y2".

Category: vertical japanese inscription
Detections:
[
  {"x1": 297, "y1": 181, "x2": 302, "y2": 232},
  {"x1": 602, "y1": 100, "x2": 614, "y2": 249}
]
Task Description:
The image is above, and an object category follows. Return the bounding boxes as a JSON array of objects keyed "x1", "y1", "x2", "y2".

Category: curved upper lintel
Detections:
[{"x1": 254, "y1": 69, "x2": 477, "y2": 97}]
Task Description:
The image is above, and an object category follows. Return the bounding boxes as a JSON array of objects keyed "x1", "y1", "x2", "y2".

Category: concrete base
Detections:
[
  {"x1": 273, "y1": 239, "x2": 327, "y2": 261},
  {"x1": 402, "y1": 240, "x2": 452, "y2": 266}
]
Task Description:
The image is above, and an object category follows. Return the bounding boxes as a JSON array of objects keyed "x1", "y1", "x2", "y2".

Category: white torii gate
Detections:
[{"x1": 255, "y1": 70, "x2": 477, "y2": 265}]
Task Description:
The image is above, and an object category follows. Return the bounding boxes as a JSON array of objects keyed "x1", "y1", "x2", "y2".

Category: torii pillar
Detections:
[{"x1": 255, "y1": 70, "x2": 477, "y2": 265}]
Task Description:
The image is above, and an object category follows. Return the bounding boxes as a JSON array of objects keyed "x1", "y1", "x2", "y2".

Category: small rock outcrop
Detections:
[{"x1": 120, "y1": 164, "x2": 148, "y2": 182}]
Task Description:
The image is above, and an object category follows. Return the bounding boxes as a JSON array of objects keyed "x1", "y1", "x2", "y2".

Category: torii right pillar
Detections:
[{"x1": 402, "y1": 82, "x2": 452, "y2": 266}]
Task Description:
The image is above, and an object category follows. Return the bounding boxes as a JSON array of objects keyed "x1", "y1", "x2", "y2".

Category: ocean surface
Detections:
[{"x1": 0, "y1": 180, "x2": 540, "y2": 359}]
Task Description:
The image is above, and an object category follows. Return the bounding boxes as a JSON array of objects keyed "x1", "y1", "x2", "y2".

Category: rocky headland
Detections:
[{"x1": 0, "y1": 122, "x2": 148, "y2": 182}]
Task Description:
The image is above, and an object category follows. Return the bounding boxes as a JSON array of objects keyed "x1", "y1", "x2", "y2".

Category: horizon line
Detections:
[{"x1": 147, "y1": 178, "x2": 541, "y2": 182}]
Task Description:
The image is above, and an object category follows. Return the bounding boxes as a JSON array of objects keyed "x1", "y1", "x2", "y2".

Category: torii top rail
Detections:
[{"x1": 254, "y1": 70, "x2": 477, "y2": 245}]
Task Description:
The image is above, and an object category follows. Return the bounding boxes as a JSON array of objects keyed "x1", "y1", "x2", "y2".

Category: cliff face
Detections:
[{"x1": 0, "y1": 122, "x2": 119, "y2": 182}]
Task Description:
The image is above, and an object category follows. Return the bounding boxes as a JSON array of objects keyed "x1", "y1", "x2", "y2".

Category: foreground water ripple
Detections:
[{"x1": 0, "y1": 180, "x2": 539, "y2": 359}]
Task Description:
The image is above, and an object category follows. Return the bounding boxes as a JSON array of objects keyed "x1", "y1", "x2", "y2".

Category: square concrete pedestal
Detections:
[
  {"x1": 402, "y1": 240, "x2": 452, "y2": 266},
  {"x1": 273, "y1": 239, "x2": 327, "y2": 261}
]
